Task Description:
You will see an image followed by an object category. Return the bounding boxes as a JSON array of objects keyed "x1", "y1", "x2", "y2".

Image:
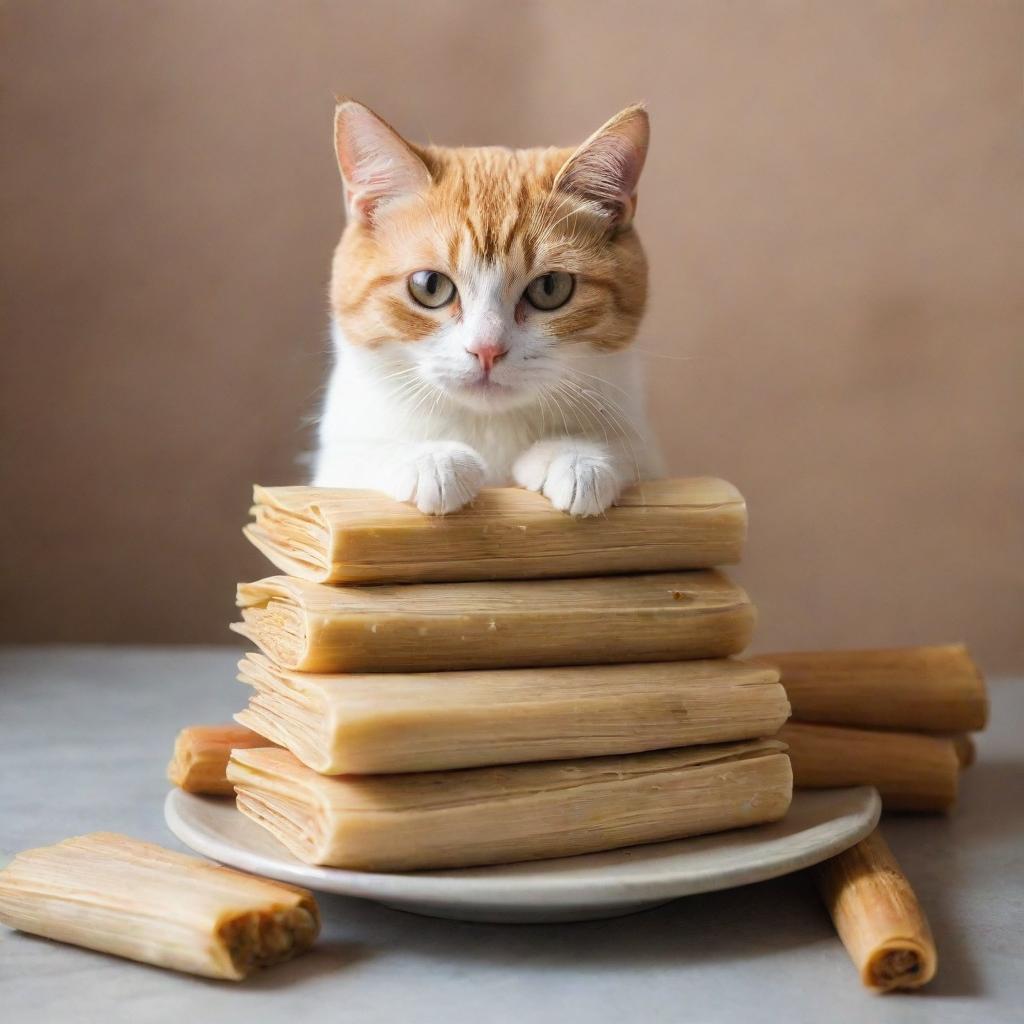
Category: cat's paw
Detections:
[
  {"x1": 382, "y1": 442, "x2": 487, "y2": 515},
  {"x1": 513, "y1": 439, "x2": 623, "y2": 517}
]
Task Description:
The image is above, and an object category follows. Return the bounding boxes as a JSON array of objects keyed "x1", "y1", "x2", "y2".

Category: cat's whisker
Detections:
[
  {"x1": 564, "y1": 382, "x2": 648, "y2": 455},
  {"x1": 555, "y1": 379, "x2": 644, "y2": 486},
  {"x1": 555, "y1": 381, "x2": 611, "y2": 447},
  {"x1": 535, "y1": 390, "x2": 555, "y2": 435},
  {"x1": 559, "y1": 377, "x2": 638, "y2": 437},
  {"x1": 378, "y1": 376, "x2": 428, "y2": 405},
  {"x1": 374, "y1": 365, "x2": 420, "y2": 380},
  {"x1": 545, "y1": 385, "x2": 575, "y2": 440},
  {"x1": 631, "y1": 349, "x2": 697, "y2": 363},
  {"x1": 564, "y1": 365, "x2": 640, "y2": 405},
  {"x1": 402, "y1": 378, "x2": 445, "y2": 430}
]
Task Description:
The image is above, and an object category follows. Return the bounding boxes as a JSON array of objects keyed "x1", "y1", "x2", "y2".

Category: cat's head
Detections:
[{"x1": 329, "y1": 100, "x2": 649, "y2": 413}]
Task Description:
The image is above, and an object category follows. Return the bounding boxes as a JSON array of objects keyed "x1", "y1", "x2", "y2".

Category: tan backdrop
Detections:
[{"x1": 2, "y1": 1, "x2": 1021, "y2": 670}]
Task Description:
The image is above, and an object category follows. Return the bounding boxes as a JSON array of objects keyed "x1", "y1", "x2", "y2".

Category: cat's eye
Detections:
[
  {"x1": 408, "y1": 270, "x2": 456, "y2": 309},
  {"x1": 524, "y1": 272, "x2": 575, "y2": 311}
]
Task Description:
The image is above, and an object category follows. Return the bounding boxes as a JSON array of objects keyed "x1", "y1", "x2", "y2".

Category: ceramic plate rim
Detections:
[{"x1": 165, "y1": 787, "x2": 881, "y2": 908}]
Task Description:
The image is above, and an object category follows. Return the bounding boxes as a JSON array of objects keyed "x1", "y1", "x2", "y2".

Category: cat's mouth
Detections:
[
  {"x1": 462, "y1": 376, "x2": 512, "y2": 393},
  {"x1": 447, "y1": 374, "x2": 531, "y2": 412}
]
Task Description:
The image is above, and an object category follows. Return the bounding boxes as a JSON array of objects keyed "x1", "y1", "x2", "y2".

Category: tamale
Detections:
[
  {"x1": 245, "y1": 477, "x2": 746, "y2": 584},
  {"x1": 947, "y1": 732, "x2": 976, "y2": 769},
  {"x1": 235, "y1": 653, "x2": 791, "y2": 774},
  {"x1": 168, "y1": 723, "x2": 272, "y2": 795},
  {"x1": 814, "y1": 828, "x2": 937, "y2": 991},
  {"x1": 751, "y1": 644, "x2": 987, "y2": 732},
  {"x1": 779, "y1": 722, "x2": 958, "y2": 812},
  {"x1": 0, "y1": 833, "x2": 319, "y2": 980},
  {"x1": 228, "y1": 740, "x2": 793, "y2": 871},
  {"x1": 232, "y1": 570, "x2": 755, "y2": 673}
]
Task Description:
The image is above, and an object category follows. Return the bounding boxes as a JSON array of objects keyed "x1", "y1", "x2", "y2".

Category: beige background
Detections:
[{"x1": 2, "y1": 1, "x2": 1021, "y2": 670}]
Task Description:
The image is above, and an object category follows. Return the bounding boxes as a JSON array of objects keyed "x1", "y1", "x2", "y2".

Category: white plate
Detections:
[{"x1": 165, "y1": 787, "x2": 880, "y2": 923}]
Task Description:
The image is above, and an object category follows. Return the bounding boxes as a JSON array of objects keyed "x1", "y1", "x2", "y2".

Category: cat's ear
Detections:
[
  {"x1": 553, "y1": 104, "x2": 649, "y2": 230},
  {"x1": 334, "y1": 100, "x2": 431, "y2": 224}
]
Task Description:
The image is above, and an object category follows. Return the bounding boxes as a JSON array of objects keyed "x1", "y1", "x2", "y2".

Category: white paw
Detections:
[
  {"x1": 382, "y1": 442, "x2": 487, "y2": 515},
  {"x1": 513, "y1": 440, "x2": 622, "y2": 517}
]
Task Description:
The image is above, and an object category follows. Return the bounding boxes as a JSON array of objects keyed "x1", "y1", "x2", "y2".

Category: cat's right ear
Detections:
[
  {"x1": 333, "y1": 100, "x2": 431, "y2": 225},
  {"x1": 553, "y1": 104, "x2": 649, "y2": 230}
]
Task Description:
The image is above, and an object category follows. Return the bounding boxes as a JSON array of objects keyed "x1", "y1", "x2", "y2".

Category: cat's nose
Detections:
[{"x1": 466, "y1": 342, "x2": 508, "y2": 374}]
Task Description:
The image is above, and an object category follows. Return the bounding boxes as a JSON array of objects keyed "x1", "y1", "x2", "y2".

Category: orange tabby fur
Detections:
[{"x1": 331, "y1": 131, "x2": 647, "y2": 353}]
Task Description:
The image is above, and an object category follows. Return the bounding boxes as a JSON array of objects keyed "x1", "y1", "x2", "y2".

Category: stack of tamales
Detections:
[
  {"x1": 170, "y1": 477, "x2": 989, "y2": 873},
  {"x1": 175, "y1": 477, "x2": 799, "y2": 871}
]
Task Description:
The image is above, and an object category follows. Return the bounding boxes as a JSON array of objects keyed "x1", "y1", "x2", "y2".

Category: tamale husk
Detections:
[
  {"x1": 945, "y1": 732, "x2": 976, "y2": 769},
  {"x1": 228, "y1": 740, "x2": 793, "y2": 871},
  {"x1": 814, "y1": 828, "x2": 937, "y2": 991},
  {"x1": 779, "y1": 722, "x2": 958, "y2": 812},
  {"x1": 0, "y1": 833, "x2": 319, "y2": 980},
  {"x1": 245, "y1": 477, "x2": 746, "y2": 584},
  {"x1": 235, "y1": 653, "x2": 790, "y2": 774},
  {"x1": 168, "y1": 724, "x2": 272, "y2": 795},
  {"x1": 751, "y1": 644, "x2": 987, "y2": 732},
  {"x1": 232, "y1": 570, "x2": 755, "y2": 673}
]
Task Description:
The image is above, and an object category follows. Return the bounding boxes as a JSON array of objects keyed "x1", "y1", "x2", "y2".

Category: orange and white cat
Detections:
[{"x1": 314, "y1": 100, "x2": 664, "y2": 516}]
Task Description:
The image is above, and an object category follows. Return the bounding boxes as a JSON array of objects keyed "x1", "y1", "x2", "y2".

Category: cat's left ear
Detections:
[
  {"x1": 334, "y1": 100, "x2": 431, "y2": 224},
  {"x1": 553, "y1": 104, "x2": 649, "y2": 230}
]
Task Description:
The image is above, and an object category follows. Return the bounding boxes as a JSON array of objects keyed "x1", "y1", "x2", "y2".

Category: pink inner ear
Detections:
[
  {"x1": 335, "y1": 104, "x2": 430, "y2": 223},
  {"x1": 559, "y1": 130, "x2": 644, "y2": 223}
]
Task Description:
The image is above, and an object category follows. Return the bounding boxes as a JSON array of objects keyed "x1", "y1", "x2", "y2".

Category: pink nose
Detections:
[{"x1": 466, "y1": 342, "x2": 508, "y2": 374}]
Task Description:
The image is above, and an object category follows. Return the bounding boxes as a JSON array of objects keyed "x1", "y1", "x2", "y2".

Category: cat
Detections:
[{"x1": 313, "y1": 100, "x2": 665, "y2": 516}]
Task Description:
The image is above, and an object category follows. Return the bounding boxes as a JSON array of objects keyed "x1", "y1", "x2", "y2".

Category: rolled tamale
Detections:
[
  {"x1": 947, "y1": 732, "x2": 976, "y2": 769},
  {"x1": 232, "y1": 570, "x2": 755, "y2": 673},
  {"x1": 0, "y1": 833, "x2": 319, "y2": 980},
  {"x1": 814, "y1": 828, "x2": 937, "y2": 991},
  {"x1": 228, "y1": 740, "x2": 793, "y2": 871},
  {"x1": 779, "y1": 722, "x2": 958, "y2": 812},
  {"x1": 235, "y1": 653, "x2": 791, "y2": 774},
  {"x1": 751, "y1": 644, "x2": 988, "y2": 733},
  {"x1": 244, "y1": 477, "x2": 746, "y2": 584},
  {"x1": 168, "y1": 724, "x2": 272, "y2": 795}
]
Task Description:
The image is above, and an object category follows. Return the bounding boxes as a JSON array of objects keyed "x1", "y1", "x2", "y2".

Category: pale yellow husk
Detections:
[
  {"x1": 235, "y1": 653, "x2": 790, "y2": 774},
  {"x1": 779, "y1": 722, "x2": 959, "y2": 812},
  {"x1": 231, "y1": 570, "x2": 755, "y2": 673},
  {"x1": 167, "y1": 723, "x2": 271, "y2": 795},
  {"x1": 814, "y1": 828, "x2": 937, "y2": 992},
  {"x1": 0, "y1": 833, "x2": 319, "y2": 980},
  {"x1": 227, "y1": 741, "x2": 793, "y2": 871},
  {"x1": 245, "y1": 477, "x2": 747, "y2": 583},
  {"x1": 752, "y1": 644, "x2": 987, "y2": 732}
]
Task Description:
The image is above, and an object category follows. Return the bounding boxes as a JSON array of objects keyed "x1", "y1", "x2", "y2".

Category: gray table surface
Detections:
[{"x1": 0, "y1": 646, "x2": 1021, "y2": 1024}]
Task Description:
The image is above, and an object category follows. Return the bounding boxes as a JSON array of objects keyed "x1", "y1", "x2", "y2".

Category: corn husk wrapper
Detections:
[
  {"x1": 232, "y1": 570, "x2": 755, "y2": 673},
  {"x1": 753, "y1": 644, "x2": 987, "y2": 733},
  {"x1": 814, "y1": 828, "x2": 937, "y2": 991},
  {"x1": 228, "y1": 741, "x2": 793, "y2": 871},
  {"x1": 235, "y1": 653, "x2": 790, "y2": 774},
  {"x1": 778, "y1": 722, "x2": 959, "y2": 812},
  {"x1": 947, "y1": 732, "x2": 976, "y2": 769},
  {"x1": 168, "y1": 724, "x2": 272, "y2": 795},
  {"x1": 0, "y1": 833, "x2": 319, "y2": 980},
  {"x1": 244, "y1": 477, "x2": 747, "y2": 583}
]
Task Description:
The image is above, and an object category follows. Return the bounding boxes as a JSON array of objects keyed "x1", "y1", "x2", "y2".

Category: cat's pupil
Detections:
[
  {"x1": 543, "y1": 275, "x2": 554, "y2": 295},
  {"x1": 426, "y1": 273, "x2": 439, "y2": 294}
]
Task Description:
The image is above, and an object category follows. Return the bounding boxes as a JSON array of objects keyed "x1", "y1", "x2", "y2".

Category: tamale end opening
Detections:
[
  {"x1": 866, "y1": 942, "x2": 934, "y2": 991},
  {"x1": 218, "y1": 906, "x2": 319, "y2": 977}
]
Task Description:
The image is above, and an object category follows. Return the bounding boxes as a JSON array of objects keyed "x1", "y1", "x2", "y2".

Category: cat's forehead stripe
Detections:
[{"x1": 440, "y1": 154, "x2": 554, "y2": 267}]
